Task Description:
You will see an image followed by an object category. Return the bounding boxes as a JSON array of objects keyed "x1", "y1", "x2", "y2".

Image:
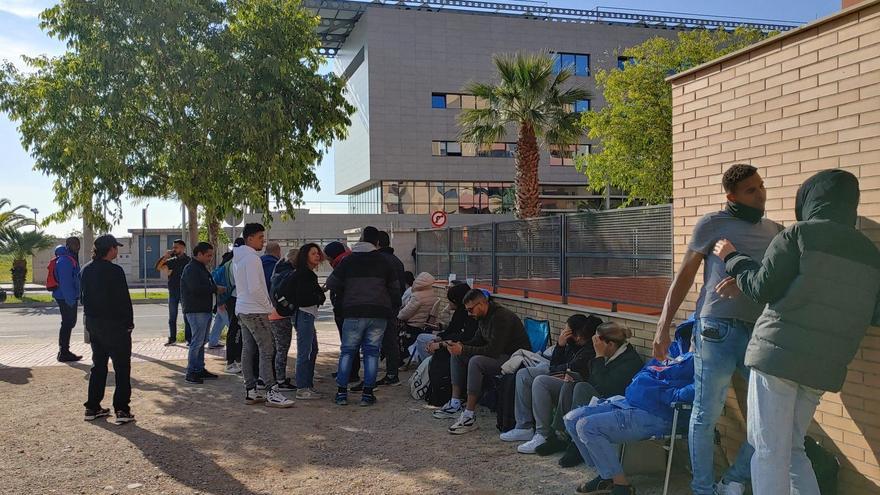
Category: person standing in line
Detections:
[
  {"x1": 207, "y1": 251, "x2": 234, "y2": 349},
  {"x1": 81, "y1": 234, "x2": 135, "y2": 425},
  {"x1": 652, "y1": 164, "x2": 783, "y2": 495},
  {"x1": 268, "y1": 249, "x2": 297, "y2": 392},
  {"x1": 223, "y1": 241, "x2": 244, "y2": 374},
  {"x1": 52, "y1": 236, "x2": 82, "y2": 362},
  {"x1": 156, "y1": 239, "x2": 191, "y2": 346},
  {"x1": 290, "y1": 243, "x2": 327, "y2": 400},
  {"x1": 376, "y1": 230, "x2": 407, "y2": 387},
  {"x1": 233, "y1": 224, "x2": 293, "y2": 408},
  {"x1": 326, "y1": 226, "x2": 400, "y2": 407},
  {"x1": 258, "y1": 241, "x2": 283, "y2": 387},
  {"x1": 713, "y1": 169, "x2": 880, "y2": 495},
  {"x1": 181, "y1": 241, "x2": 226, "y2": 384},
  {"x1": 324, "y1": 241, "x2": 361, "y2": 387}
]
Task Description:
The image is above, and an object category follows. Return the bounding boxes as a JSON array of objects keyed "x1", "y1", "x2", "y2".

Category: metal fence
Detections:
[{"x1": 415, "y1": 205, "x2": 673, "y2": 313}]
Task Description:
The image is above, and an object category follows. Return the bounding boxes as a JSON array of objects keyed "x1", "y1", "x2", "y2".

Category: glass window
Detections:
[
  {"x1": 490, "y1": 142, "x2": 507, "y2": 158},
  {"x1": 560, "y1": 54, "x2": 575, "y2": 73},
  {"x1": 507, "y1": 143, "x2": 517, "y2": 156},
  {"x1": 446, "y1": 94, "x2": 461, "y2": 109},
  {"x1": 399, "y1": 181, "x2": 413, "y2": 208},
  {"x1": 577, "y1": 144, "x2": 591, "y2": 156},
  {"x1": 444, "y1": 185, "x2": 458, "y2": 214},
  {"x1": 430, "y1": 182, "x2": 444, "y2": 211},
  {"x1": 461, "y1": 95, "x2": 476, "y2": 109},
  {"x1": 553, "y1": 55, "x2": 562, "y2": 74},
  {"x1": 383, "y1": 182, "x2": 401, "y2": 214},
  {"x1": 432, "y1": 94, "x2": 446, "y2": 108},
  {"x1": 575, "y1": 99, "x2": 590, "y2": 113},
  {"x1": 477, "y1": 143, "x2": 492, "y2": 157},
  {"x1": 576, "y1": 54, "x2": 589, "y2": 76},
  {"x1": 413, "y1": 181, "x2": 429, "y2": 207},
  {"x1": 474, "y1": 183, "x2": 490, "y2": 213},
  {"x1": 446, "y1": 141, "x2": 462, "y2": 156},
  {"x1": 617, "y1": 56, "x2": 635, "y2": 70},
  {"x1": 462, "y1": 142, "x2": 477, "y2": 157},
  {"x1": 432, "y1": 141, "x2": 444, "y2": 156},
  {"x1": 487, "y1": 183, "x2": 504, "y2": 213},
  {"x1": 458, "y1": 183, "x2": 475, "y2": 213},
  {"x1": 476, "y1": 97, "x2": 489, "y2": 109}
]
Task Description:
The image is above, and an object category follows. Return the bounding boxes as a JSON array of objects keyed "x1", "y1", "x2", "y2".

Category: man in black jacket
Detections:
[
  {"x1": 156, "y1": 239, "x2": 191, "y2": 346},
  {"x1": 376, "y1": 230, "x2": 407, "y2": 386},
  {"x1": 326, "y1": 226, "x2": 400, "y2": 407},
  {"x1": 81, "y1": 235, "x2": 135, "y2": 425},
  {"x1": 181, "y1": 242, "x2": 226, "y2": 384}
]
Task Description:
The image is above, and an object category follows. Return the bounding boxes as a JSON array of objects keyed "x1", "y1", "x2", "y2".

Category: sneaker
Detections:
[
  {"x1": 576, "y1": 476, "x2": 613, "y2": 494},
  {"x1": 558, "y1": 441, "x2": 584, "y2": 468},
  {"x1": 517, "y1": 433, "x2": 547, "y2": 454},
  {"x1": 224, "y1": 362, "x2": 242, "y2": 374},
  {"x1": 359, "y1": 393, "x2": 377, "y2": 407},
  {"x1": 198, "y1": 370, "x2": 218, "y2": 380},
  {"x1": 335, "y1": 392, "x2": 349, "y2": 406},
  {"x1": 535, "y1": 433, "x2": 568, "y2": 455},
  {"x1": 265, "y1": 387, "x2": 294, "y2": 408},
  {"x1": 185, "y1": 373, "x2": 204, "y2": 384},
  {"x1": 276, "y1": 379, "x2": 297, "y2": 392},
  {"x1": 296, "y1": 388, "x2": 323, "y2": 400},
  {"x1": 207, "y1": 343, "x2": 224, "y2": 349},
  {"x1": 164, "y1": 338, "x2": 176, "y2": 346},
  {"x1": 245, "y1": 387, "x2": 265, "y2": 405},
  {"x1": 609, "y1": 485, "x2": 636, "y2": 495},
  {"x1": 376, "y1": 375, "x2": 401, "y2": 387},
  {"x1": 57, "y1": 351, "x2": 82, "y2": 362},
  {"x1": 256, "y1": 379, "x2": 267, "y2": 390},
  {"x1": 84, "y1": 407, "x2": 110, "y2": 421},
  {"x1": 349, "y1": 381, "x2": 365, "y2": 392},
  {"x1": 448, "y1": 413, "x2": 478, "y2": 435},
  {"x1": 432, "y1": 401, "x2": 463, "y2": 419},
  {"x1": 714, "y1": 481, "x2": 745, "y2": 495},
  {"x1": 114, "y1": 411, "x2": 135, "y2": 425},
  {"x1": 499, "y1": 428, "x2": 534, "y2": 442}
]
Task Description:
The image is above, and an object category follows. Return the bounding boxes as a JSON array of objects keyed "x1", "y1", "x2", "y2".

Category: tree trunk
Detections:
[
  {"x1": 208, "y1": 218, "x2": 220, "y2": 268},
  {"x1": 186, "y1": 203, "x2": 199, "y2": 248},
  {"x1": 82, "y1": 220, "x2": 94, "y2": 261},
  {"x1": 11, "y1": 258, "x2": 26, "y2": 299},
  {"x1": 514, "y1": 122, "x2": 541, "y2": 219}
]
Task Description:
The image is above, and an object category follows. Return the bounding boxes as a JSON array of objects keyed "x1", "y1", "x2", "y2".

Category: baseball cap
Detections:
[{"x1": 94, "y1": 234, "x2": 124, "y2": 250}]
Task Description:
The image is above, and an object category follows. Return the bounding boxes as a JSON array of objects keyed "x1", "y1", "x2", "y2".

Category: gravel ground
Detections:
[{"x1": 0, "y1": 351, "x2": 690, "y2": 495}]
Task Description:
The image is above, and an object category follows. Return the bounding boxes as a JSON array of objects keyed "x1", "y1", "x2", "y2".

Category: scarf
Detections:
[{"x1": 725, "y1": 201, "x2": 764, "y2": 224}]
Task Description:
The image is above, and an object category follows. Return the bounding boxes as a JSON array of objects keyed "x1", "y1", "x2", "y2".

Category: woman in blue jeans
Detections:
[{"x1": 290, "y1": 243, "x2": 327, "y2": 400}]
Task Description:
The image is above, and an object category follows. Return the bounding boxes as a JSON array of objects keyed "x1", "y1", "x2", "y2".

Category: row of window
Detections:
[
  {"x1": 381, "y1": 181, "x2": 515, "y2": 214},
  {"x1": 431, "y1": 141, "x2": 590, "y2": 166},
  {"x1": 553, "y1": 52, "x2": 590, "y2": 76},
  {"x1": 617, "y1": 56, "x2": 636, "y2": 70},
  {"x1": 433, "y1": 92, "x2": 590, "y2": 113}
]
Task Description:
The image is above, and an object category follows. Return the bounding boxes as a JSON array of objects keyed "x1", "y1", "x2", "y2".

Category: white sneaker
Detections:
[
  {"x1": 517, "y1": 433, "x2": 547, "y2": 454},
  {"x1": 264, "y1": 387, "x2": 295, "y2": 408},
  {"x1": 448, "y1": 413, "x2": 478, "y2": 435},
  {"x1": 244, "y1": 387, "x2": 265, "y2": 405},
  {"x1": 432, "y1": 401, "x2": 463, "y2": 419},
  {"x1": 714, "y1": 480, "x2": 745, "y2": 495},
  {"x1": 224, "y1": 362, "x2": 242, "y2": 374},
  {"x1": 500, "y1": 428, "x2": 534, "y2": 442},
  {"x1": 295, "y1": 388, "x2": 323, "y2": 400}
]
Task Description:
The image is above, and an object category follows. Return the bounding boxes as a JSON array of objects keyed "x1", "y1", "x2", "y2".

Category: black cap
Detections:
[{"x1": 94, "y1": 234, "x2": 124, "y2": 250}]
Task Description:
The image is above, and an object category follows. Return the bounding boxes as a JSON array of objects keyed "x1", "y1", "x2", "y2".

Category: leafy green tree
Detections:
[
  {"x1": 578, "y1": 28, "x2": 768, "y2": 205},
  {"x1": 459, "y1": 52, "x2": 591, "y2": 218},
  {"x1": 0, "y1": 0, "x2": 354, "y2": 240},
  {"x1": 0, "y1": 228, "x2": 55, "y2": 298}
]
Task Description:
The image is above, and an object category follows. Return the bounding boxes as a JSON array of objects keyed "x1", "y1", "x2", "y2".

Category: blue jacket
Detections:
[
  {"x1": 52, "y1": 246, "x2": 81, "y2": 306},
  {"x1": 623, "y1": 352, "x2": 695, "y2": 423},
  {"x1": 260, "y1": 254, "x2": 279, "y2": 292}
]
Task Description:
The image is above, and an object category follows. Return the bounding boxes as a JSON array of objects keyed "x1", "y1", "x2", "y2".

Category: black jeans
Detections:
[
  {"x1": 381, "y1": 318, "x2": 401, "y2": 378},
  {"x1": 336, "y1": 316, "x2": 360, "y2": 382},
  {"x1": 225, "y1": 297, "x2": 242, "y2": 364},
  {"x1": 56, "y1": 299, "x2": 78, "y2": 352},
  {"x1": 84, "y1": 320, "x2": 132, "y2": 413}
]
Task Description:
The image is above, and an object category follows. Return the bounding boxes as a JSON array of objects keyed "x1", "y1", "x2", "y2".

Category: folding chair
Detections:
[
  {"x1": 523, "y1": 317, "x2": 550, "y2": 353},
  {"x1": 619, "y1": 402, "x2": 691, "y2": 495}
]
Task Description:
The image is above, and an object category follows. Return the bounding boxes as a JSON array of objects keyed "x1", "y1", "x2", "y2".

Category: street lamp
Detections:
[{"x1": 29, "y1": 208, "x2": 38, "y2": 231}]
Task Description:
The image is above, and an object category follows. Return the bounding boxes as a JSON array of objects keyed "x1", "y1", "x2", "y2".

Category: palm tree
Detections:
[
  {"x1": 0, "y1": 198, "x2": 33, "y2": 230},
  {"x1": 459, "y1": 52, "x2": 591, "y2": 218},
  {"x1": 0, "y1": 228, "x2": 56, "y2": 298}
]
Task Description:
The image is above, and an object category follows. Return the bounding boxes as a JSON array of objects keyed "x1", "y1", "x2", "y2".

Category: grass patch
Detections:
[
  {"x1": 0, "y1": 289, "x2": 169, "y2": 304},
  {"x1": 0, "y1": 255, "x2": 33, "y2": 284}
]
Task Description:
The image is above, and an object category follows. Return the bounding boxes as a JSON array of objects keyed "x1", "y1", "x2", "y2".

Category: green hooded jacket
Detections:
[{"x1": 724, "y1": 169, "x2": 880, "y2": 392}]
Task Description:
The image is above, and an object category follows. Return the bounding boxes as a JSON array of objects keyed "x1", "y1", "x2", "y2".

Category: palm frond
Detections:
[{"x1": 0, "y1": 227, "x2": 56, "y2": 260}]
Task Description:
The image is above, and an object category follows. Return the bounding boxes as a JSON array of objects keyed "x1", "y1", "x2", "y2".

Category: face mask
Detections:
[{"x1": 725, "y1": 200, "x2": 764, "y2": 224}]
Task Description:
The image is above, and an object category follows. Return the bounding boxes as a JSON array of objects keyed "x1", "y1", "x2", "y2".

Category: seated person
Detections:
[
  {"x1": 432, "y1": 289, "x2": 531, "y2": 435},
  {"x1": 397, "y1": 271, "x2": 439, "y2": 334},
  {"x1": 564, "y1": 350, "x2": 695, "y2": 495},
  {"x1": 401, "y1": 271, "x2": 416, "y2": 306},
  {"x1": 417, "y1": 282, "x2": 477, "y2": 363},
  {"x1": 500, "y1": 314, "x2": 602, "y2": 453}
]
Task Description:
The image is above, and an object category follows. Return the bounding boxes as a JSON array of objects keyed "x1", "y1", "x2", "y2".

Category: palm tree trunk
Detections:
[
  {"x1": 208, "y1": 218, "x2": 220, "y2": 268},
  {"x1": 186, "y1": 203, "x2": 199, "y2": 248},
  {"x1": 11, "y1": 258, "x2": 26, "y2": 299},
  {"x1": 515, "y1": 123, "x2": 541, "y2": 219}
]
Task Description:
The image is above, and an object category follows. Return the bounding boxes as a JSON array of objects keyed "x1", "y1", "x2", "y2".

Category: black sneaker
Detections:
[
  {"x1": 610, "y1": 485, "x2": 636, "y2": 495},
  {"x1": 84, "y1": 407, "x2": 110, "y2": 421},
  {"x1": 57, "y1": 351, "x2": 82, "y2": 362},
  {"x1": 335, "y1": 392, "x2": 349, "y2": 406},
  {"x1": 376, "y1": 375, "x2": 400, "y2": 387},
  {"x1": 114, "y1": 410, "x2": 136, "y2": 425},
  {"x1": 576, "y1": 475, "x2": 613, "y2": 494},
  {"x1": 185, "y1": 373, "x2": 204, "y2": 384},
  {"x1": 198, "y1": 370, "x2": 219, "y2": 380},
  {"x1": 535, "y1": 433, "x2": 567, "y2": 456},
  {"x1": 360, "y1": 393, "x2": 377, "y2": 407},
  {"x1": 349, "y1": 381, "x2": 365, "y2": 392},
  {"x1": 256, "y1": 379, "x2": 267, "y2": 390},
  {"x1": 559, "y1": 441, "x2": 584, "y2": 468},
  {"x1": 276, "y1": 379, "x2": 297, "y2": 392},
  {"x1": 164, "y1": 338, "x2": 176, "y2": 346}
]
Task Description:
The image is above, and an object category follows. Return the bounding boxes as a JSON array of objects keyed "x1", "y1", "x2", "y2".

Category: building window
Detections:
[
  {"x1": 379, "y1": 181, "x2": 515, "y2": 215},
  {"x1": 617, "y1": 56, "x2": 636, "y2": 70},
  {"x1": 564, "y1": 99, "x2": 591, "y2": 113},
  {"x1": 432, "y1": 92, "x2": 486, "y2": 110},
  {"x1": 550, "y1": 144, "x2": 590, "y2": 166},
  {"x1": 554, "y1": 53, "x2": 589, "y2": 76},
  {"x1": 432, "y1": 94, "x2": 446, "y2": 108},
  {"x1": 433, "y1": 141, "x2": 516, "y2": 158}
]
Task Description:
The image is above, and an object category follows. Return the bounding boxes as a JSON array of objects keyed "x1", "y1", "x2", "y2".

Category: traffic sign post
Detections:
[{"x1": 431, "y1": 210, "x2": 447, "y2": 228}]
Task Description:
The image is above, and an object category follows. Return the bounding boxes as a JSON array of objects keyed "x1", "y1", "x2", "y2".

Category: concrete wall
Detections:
[
  {"x1": 32, "y1": 238, "x2": 134, "y2": 286},
  {"x1": 669, "y1": 2, "x2": 880, "y2": 492}
]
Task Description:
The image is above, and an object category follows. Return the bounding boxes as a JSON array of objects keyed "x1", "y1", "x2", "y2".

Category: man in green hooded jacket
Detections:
[{"x1": 714, "y1": 169, "x2": 880, "y2": 495}]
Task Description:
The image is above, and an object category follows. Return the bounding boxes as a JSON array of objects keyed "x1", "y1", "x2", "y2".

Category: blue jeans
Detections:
[
  {"x1": 690, "y1": 317, "x2": 754, "y2": 494},
  {"x1": 564, "y1": 400, "x2": 671, "y2": 479},
  {"x1": 168, "y1": 294, "x2": 192, "y2": 342},
  {"x1": 294, "y1": 311, "x2": 319, "y2": 388},
  {"x1": 336, "y1": 318, "x2": 386, "y2": 390},
  {"x1": 208, "y1": 308, "x2": 228, "y2": 347},
  {"x1": 185, "y1": 312, "x2": 212, "y2": 374}
]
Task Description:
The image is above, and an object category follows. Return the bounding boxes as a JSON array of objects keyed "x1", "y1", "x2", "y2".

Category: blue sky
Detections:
[{"x1": 0, "y1": 0, "x2": 839, "y2": 237}]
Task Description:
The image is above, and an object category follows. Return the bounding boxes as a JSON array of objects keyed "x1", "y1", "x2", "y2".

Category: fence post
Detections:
[
  {"x1": 491, "y1": 221, "x2": 498, "y2": 293},
  {"x1": 560, "y1": 214, "x2": 568, "y2": 304}
]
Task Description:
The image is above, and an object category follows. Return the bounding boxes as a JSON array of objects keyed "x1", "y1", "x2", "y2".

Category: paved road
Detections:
[{"x1": 0, "y1": 304, "x2": 172, "y2": 344}]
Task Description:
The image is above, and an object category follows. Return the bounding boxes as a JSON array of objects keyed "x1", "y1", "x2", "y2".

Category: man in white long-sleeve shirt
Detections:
[{"x1": 232, "y1": 223, "x2": 294, "y2": 408}]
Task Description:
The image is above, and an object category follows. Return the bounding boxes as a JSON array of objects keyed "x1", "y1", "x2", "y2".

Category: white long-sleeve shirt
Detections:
[{"x1": 232, "y1": 245, "x2": 273, "y2": 315}]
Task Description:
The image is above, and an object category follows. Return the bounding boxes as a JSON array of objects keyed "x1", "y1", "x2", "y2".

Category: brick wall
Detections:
[{"x1": 669, "y1": 1, "x2": 880, "y2": 493}]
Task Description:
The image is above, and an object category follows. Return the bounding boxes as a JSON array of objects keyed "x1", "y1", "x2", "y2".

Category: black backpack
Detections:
[
  {"x1": 269, "y1": 261, "x2": 297, "y2": 317},
  {"x1": 494, "y1": 372, "x2": 517, "y2": 433},
  {"x1": 425, "y1": 348, "x2": 452, "y2": 407},
  {"x1": 805, "y1": 435, "x2": 839, "y2": 495}
]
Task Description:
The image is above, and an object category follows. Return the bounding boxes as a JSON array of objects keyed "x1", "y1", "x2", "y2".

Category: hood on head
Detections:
[
  {"x1": 795, "y1": 169, "x2": 860, "y2": 225},
  {"x1": 329, "y1": 249, "x2": 351, "y2": 268},
  {"x1": 412, "y1": 272, "x2": 436, "y2": 290},
  {"x1": 55, "y1": 245, "x2": 70, "y2": 257},
  {"x1": 447, "y1": 282, "x2": 471, "y2": 305},
  {"x1": 233, "y1": 244, "x2": 257, "y2": 261},
  {"x1": 352, "y1": 241, "x2": 377, "y2": 253}
]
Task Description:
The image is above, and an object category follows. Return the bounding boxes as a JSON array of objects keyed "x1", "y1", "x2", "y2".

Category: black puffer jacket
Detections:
[
  {"x1": 180, "y1": 259, "x2": 217, "y2": 314},
  {"x1": 726, "y1": 169, "x2": 880, "y2": 392}
]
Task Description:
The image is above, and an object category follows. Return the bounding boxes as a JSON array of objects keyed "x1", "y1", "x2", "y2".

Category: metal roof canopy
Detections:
[{"x1": 302, "y1": 0, "x2": 801, "y2": 57}]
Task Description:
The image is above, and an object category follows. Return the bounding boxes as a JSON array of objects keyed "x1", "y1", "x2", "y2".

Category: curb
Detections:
[{"x1": 0, "y1": 299, "x2": 168, "y2": 309}]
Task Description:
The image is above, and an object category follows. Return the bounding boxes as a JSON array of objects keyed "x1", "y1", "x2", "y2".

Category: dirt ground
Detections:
[{"x1": 0, "y1": 337, "x2": 690, "y2": 495}]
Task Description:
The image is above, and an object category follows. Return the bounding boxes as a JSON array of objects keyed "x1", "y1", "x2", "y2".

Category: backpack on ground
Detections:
[
  {"x1": 805, "y1": 435, "x2": 839, "y2": 495},
  {"x1": 212, "y1": 262, "x2": 232, "y2": 305},
  {"x1": 408, "y1": 355, "x2": 432, "y2": 400},
  {"x1": 426, "y1": 348, "x2": 452, "y2": 407},
  {"x1": 270, "y1": 263, "x2": 297, "y2": 317},
  {"x1": 46, "y1": 255, "x2": 75, "y2": 291},
  {"x1": 494, "y1": 372, "x2": 517, "y2": 433}
]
